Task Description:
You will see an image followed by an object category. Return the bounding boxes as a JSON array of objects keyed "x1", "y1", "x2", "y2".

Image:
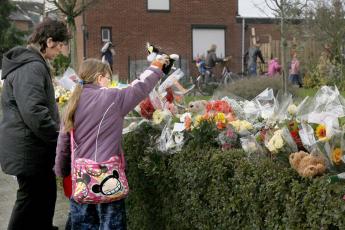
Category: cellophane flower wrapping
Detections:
[
  {"x1": 321, "y1": 130, "x2": 345, "y2": 173},
  {"x1": 253, "y1": 88, "x2": 276, "y2": 120},
  {"x1": 216, "y1": 125, "x2": 239, "y2": 150},
  {"x1": 157, "y1": 118, "x2": 185, "y2": 154},
  {"x1": 270, "y1": 90, "x2": 293, "y2": 124},
  {"x1": 296, "y1": 86, "x2": 345, "y2": 137},
  {"x1": 240, "y1": 135, "x2": 265, "y2": 158}
]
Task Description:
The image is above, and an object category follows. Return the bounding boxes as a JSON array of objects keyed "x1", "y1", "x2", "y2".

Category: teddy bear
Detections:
[
  {"x1": 187, "y1": 100, "x2": 208, "y2": 114},
  {"x1": 289, "y1": 151, "x2": 326, "y2": 178}
]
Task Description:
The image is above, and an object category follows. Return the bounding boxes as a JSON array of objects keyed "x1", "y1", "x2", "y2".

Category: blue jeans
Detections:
[
  {"x1": 248, "y1": 64, "x2": 257, "y2": 76},
  {"x1": 289, "y1": 74, "x2": 300, "y2": 85},
  {"x1": 69, "y1": 198, "x2": 126, "y2": 230}
]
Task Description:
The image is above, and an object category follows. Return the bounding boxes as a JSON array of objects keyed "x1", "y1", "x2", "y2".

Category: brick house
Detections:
[
  {"x1": 75, "y1": 0, "x2": 289, "y2": 81},
  {"x1": 10, "y1": 1, "x2": 43, "y2": 32},
  {"x1": 75, "y1": 0, "x2": 241, "y2": 81}
]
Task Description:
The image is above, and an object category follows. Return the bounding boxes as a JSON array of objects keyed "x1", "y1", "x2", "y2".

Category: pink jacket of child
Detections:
[{"x1": 268, "y1": 58, "x2": 281, "y2": 77}]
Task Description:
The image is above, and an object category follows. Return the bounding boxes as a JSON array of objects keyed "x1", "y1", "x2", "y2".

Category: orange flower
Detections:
[
  {"x1": 206, "y1": 102, "x2": 213, "y2": 113},
  {"x1": 216, "y1": 121, "x2": 226, "y2": 130},
  {"x1": 184, "y1": 115, "x2": 192, "y2": 131},
  {"x1": 331, "y1": 148, "x2": 342, "y2": 165},
  {"x1": 315, "y1": 124, "x2": 326, "y2": 140},
  {"x1": 203, "y1": 113, "x2": 211, "y2": 121}
]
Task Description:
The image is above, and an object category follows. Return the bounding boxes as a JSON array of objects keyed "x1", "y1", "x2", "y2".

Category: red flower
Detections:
[
  {"x1": 165, "y1": 87, "x2": 174, "y2": 103},
  {"x1": 139, "y1": 97, "x2": 155, "y2": 119},
  {"x1": 290, "y1": 130, "x2": 304, "y2": 150}
]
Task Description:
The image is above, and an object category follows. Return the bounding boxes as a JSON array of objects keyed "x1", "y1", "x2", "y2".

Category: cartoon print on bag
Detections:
[
  {"x1": 74, "y1": 173, "x2": 91, "y2": 199},
  {"x1": 92, "y1": 170, "x2": 123, "y2": 196},
  {"x1": 86, "y1": 164, "x2": 108, "y2": 177}
]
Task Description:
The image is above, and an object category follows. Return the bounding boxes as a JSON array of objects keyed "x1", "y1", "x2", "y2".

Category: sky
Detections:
[{"x1": 238, "y1": 0, "x2": 274, "y2": 17}]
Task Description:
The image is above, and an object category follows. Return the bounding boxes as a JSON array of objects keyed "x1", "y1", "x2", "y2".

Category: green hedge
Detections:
[{"x1": 124, "y1": 124, "x2": 345, "y2": 230}]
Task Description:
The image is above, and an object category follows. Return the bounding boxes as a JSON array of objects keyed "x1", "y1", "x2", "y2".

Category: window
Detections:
[
  {"x1": 147, "y1": 0, "x2": 170, "y2": 11},
  {"x1": 101, "y1": 27, "x2": 111, "y2": 42},
  {"x1": 192, "y1": 26, "x2": 226, "y2": 60}
]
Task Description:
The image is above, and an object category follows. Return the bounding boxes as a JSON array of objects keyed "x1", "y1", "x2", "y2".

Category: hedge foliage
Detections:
[
  {"x1": 214, "y1": 76, "x2": 299, "y2": 100},
  {"x1": 123, "y1": 124, "x2": 345, "y2": 230}
]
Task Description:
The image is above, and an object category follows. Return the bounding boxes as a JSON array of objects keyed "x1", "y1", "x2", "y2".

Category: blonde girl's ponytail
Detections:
[{"x1": 63, "y1": 58, "x2": 112, "y2": 132}]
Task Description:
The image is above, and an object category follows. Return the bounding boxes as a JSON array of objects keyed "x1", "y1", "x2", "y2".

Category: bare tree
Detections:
[
  {"x1": 305, "y1": 0, "x2": 345, "y2": 64},
  {"x1": 47, "y1": 0, "x2": 97, "y2": 68},
  {"x1": 258, "y1": 0, "x2": 309, "y2": 92}
]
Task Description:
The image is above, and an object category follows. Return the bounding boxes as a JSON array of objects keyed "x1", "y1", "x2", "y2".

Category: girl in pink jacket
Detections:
[{"x1": 267, "y1": 57, "x2": 281, "y2": 77}]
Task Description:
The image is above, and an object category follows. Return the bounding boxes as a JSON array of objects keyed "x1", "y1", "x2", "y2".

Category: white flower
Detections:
[{"x1": 288, "y1": 104, "x2": 297, "y2": 115}]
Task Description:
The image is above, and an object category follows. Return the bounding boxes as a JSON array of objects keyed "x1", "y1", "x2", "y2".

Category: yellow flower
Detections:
[
  {"x1": 109, "y1": 81, "x2": 118, "y2": 88},
  {"x1": 214, "y1": 112, "x2": 226, "y2": 124},
  {"x1": 241, "y1": 120, "x2": 253, "y2": 130},
  {"x1": 315, "y1": 124, "x2": 327, "y2": 140},
  {"x1": 152, "y1": 110, "x2": 164, "y2": 124},
  {"x1": 273, "y1": 135, "x2": 284, "y2": 149},
  {"x1": 266, "y1": 130, "x2": 284, "y2": 153},
  {"x1": 194, "y1": 115, "x2": 203, "y2": 127},
  {"x1": 331, "y1": 148, "x2": 342, "y2": 165},
  {"x1": 230, "y1": 120, "x2": 241, "y2": 131}
]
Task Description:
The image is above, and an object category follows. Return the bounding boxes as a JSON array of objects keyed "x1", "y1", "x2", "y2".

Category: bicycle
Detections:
[{"x1": 194, "y1": 58, "x2": 240, "y2": 95}]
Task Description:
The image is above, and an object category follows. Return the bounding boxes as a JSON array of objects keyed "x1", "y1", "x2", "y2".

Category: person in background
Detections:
[
  {"x1": 267, "y1": 56, "x2": 281, "y2": 77},
  {"x1": 195, "y1": 55, "x2": 206, "y2": 83},
  {"x1": 55, "y1": 56, "x2": 170, "y2": 229},
  {"x1": 244, "y1": 43, "x2": 265, "y2": 76},
  {"x1": 101, "y1": 41, "x2": 116, "y2": 71},
  {"x1": 289, "y1": 52, "x2": 302, "y2": 87},
  {"x1": 205, "y1": 44, "x2": 228, "y2": 83},
  {"x1": 0, "y1": 18, "x2": 70, "y2": 230}
]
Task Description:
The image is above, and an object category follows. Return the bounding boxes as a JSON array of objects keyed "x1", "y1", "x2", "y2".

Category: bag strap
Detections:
[
  {"x1": 94, "y1": 102, "x2": 115, "y2": 162},
  {"x1": 70, "y1": 129, "x2": 75, "y2": 164},
  {"x1": 70, "y1": 102, "x2": 124, "y2": 163}
]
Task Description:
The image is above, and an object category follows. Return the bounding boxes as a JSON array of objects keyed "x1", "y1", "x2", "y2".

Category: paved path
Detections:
[{"x1": 0, "y1": 170, "x2": 69, "y2": 230}]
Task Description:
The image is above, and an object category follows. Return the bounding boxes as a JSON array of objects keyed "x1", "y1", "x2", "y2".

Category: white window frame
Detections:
[
  {"x1": 101, "y1": 27, "x2": 111, "y2": 42},
  {"x1": 147, "y1": 0, "x2": 170, "y2": 11},
  {"x1": 192, "y1": 26, "x2": 226, "y2": 60}
]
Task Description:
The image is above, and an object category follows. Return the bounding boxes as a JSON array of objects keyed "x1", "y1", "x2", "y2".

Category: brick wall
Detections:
[{"x1": 76, "y1": 0, "x2": 242, "y2": 81}]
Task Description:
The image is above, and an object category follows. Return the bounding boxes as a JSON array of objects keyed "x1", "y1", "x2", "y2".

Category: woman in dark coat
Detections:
[{"x1": 0, "y1": 18, "x2": 70, "y2": 230}]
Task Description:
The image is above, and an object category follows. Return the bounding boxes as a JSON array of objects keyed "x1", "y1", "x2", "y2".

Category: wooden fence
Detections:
[{"x1": 258, "y1": 37, "x2": 322, "y2": 72}]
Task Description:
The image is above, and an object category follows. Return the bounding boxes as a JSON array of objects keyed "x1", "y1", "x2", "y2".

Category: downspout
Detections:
[
  {"x1": 242, "y1": 17, "x2": 245, "y2": 75},
  {"x1": 82, "y1": 0, "x2": 87, "y2": 60}
]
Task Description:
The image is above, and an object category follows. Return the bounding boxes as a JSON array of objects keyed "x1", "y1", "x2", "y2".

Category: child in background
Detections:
[
  {"x1": 289, "y1": 52, "x2": 302, "y2": 87},
  {"x1": 196, "y1": 55, "x2": 206, "y2": 76},
  {"x1": 54, "y1": 56, "x2": 169, "y2": 229},
  {"x1": 267, "y1": 57, "x2": 281, "y2": 77}
]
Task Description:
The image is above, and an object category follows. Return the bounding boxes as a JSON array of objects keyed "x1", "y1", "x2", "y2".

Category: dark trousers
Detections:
[
  {"x1": 69, "y1": 198, "x2": 127, "y2": 230},
  {"x1": 8, "y1": 170, "x2": 57, "y2": 230}
]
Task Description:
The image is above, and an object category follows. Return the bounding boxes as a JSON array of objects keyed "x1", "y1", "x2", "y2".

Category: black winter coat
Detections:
[{"x1": 0, "y1": 46, "x2": 59, "y2": 176}]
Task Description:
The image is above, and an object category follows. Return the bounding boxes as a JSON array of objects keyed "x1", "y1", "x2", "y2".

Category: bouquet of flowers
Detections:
[
  {"x1": 265, "y1": 127, "x2": 298, "y2": 162},
  {"x1": 229, "y1": 119, "x2": 253, "y2": 136},
  {"x1": 54, "y1": 85, "x2": 72, "y2": 108}
]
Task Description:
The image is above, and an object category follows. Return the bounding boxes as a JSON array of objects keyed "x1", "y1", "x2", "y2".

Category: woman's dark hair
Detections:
[{"x1": 28, "y1": 17, "x2": 71, "y2": 52}]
